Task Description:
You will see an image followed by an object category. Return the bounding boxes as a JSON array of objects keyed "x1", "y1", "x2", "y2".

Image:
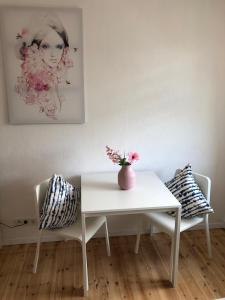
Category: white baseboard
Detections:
[
  {"x1": 188, "y1": 221, "x2": 225, "y2": 230},
  {"x1": 105, "y1": 221, "x2": 225, "y2": 236},
  {"x1": 1, "y1": 221, "x2": 225, "y2": 246}
]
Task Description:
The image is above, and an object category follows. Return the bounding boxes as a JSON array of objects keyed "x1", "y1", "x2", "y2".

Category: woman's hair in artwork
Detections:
[{"x1": 16, "y1": 12, "x2": 69, "y2": 60}]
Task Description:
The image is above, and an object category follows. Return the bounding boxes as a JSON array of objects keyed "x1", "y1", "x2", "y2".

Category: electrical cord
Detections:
[{"x1": 0, "y1": 222, "x2": 26, "y2": 228}]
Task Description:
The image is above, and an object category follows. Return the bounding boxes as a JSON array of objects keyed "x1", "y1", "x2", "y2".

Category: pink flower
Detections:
[
  {"x1": 106, "y1": 146, "x2": 140, "y2": 166},
  {"x1": 45, "y1": 103, "x2": 57, "y2": 118},
  {"x1": 35, "y1": 82, "x2": 49, "y2": 92},
  {"x1": 128, "y1": 152, "x2": 139, "y2": 162},
  {"x1": 62, "y1": 48, "x2": 74, "y2": 68},
  {"x1": 21, "y1": 28, "x2": 28, "y2": 36},
  {"x1": 106, "y1": 146, "x2": 121, "y2": 164}
]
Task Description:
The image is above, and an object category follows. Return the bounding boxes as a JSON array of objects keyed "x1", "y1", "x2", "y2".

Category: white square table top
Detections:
[{"x1": 81, "y1": 171, "x2": 181, "y2": 215}]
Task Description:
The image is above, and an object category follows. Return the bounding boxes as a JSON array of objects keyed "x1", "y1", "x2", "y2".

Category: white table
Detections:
[{"x1": 81, "y1": 171, "x2": 181, "y2": 294}]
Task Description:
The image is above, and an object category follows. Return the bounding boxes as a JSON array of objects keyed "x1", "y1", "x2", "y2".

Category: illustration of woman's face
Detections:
[{"x1": 40, "y1": 28, "x2": 64, "y2": 68}]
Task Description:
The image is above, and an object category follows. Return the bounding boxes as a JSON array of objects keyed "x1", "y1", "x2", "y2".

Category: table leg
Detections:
[
  {"x1": 170, "y1": 237, "x2": 174, "y2": 282},
  {"x1": 134, "y1": 216, "x2": 143, "y2": 254},
  {"x1": 81, "y1": 213, "x2": 88, "y2": 296},
  {"x1": 0, "y1": 224, "x2": 3, "y2": 249},
  {"x1": 172, "y1": 206, "x2": 181, "y2": 287}
]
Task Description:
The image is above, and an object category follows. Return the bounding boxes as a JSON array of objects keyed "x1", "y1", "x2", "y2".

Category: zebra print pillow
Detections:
[
  {"x1": 39, "y1": 175, "x2": 80, "y2": 229},
  {"x1": 166, "y1": 164, "x2": 213, "y2": 218}
]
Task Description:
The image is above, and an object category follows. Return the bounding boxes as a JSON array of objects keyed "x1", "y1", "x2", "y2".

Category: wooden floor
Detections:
[{"x1": 0, "y1": 229, "x2": 225, "y2": 300}]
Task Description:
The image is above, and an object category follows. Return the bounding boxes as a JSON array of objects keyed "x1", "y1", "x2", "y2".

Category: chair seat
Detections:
[
  {"x1": 51, "y1": 216, "x2": 106, "y2": 243},
  {"x1": 144, "y1": 212, "x2": 204, "y2": 236}
]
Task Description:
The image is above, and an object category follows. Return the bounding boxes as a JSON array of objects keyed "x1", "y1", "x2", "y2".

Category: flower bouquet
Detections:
[
  {"x1": 106, "y1": 146, "x2": 139, "y2": 190},
  {"x1": 106, "y1": 146, "x2": 139, "y2": 166}
]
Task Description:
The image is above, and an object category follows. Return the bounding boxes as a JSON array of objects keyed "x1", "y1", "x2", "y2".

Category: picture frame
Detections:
[{"x1": 0, "y1": 6, "x2": 85, "y2": 124}]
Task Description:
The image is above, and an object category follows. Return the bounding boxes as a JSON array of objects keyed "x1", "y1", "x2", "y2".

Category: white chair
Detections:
[
  {"x1": 33, "y1": 178, "x2": 111, "y2": 291},
  {"x1": 135, "y1": 172, "x2": 212, "y2": 260}
]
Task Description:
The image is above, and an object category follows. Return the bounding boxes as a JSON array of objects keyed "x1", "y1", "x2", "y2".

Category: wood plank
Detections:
[
  {"x1": 0, "y1": 229, "x2": 225, "y2": 300},
  {"x1": 184, "y1": 231, "x2": 225, "y2": 299}
]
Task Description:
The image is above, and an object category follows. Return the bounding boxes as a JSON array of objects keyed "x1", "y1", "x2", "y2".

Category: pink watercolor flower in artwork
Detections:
[
  {"x1": 106, "y1": 146, "x2": 140, "y2": 166},
  {"x1": 15, "y1": 30, "x2": 74, "y2": 120},
  {"x1": 26, "y1": 72, "x2": 50, "y2": 92},
  {"x1": 21, "y1": 28, "x2": 28, "y2": 36},
  {"x1": 61, "y1": 48, "x2": 74, "y2": 68},
  {"x1": 45, "y1": 103, "x2": 57, "y2": 118},
  {"x1": 128, "y1": 152, "x2": 140, "y2": 163}
]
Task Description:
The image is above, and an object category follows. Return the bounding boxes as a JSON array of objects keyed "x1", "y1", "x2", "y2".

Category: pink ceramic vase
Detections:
[{"x1": 118, "y1": 165, "x2": 136, "y2": 190}]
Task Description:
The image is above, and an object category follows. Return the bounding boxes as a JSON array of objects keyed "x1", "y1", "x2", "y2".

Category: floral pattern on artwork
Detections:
[{"x1": 15, "y1": 13, "x2": 75, "y2": 120}]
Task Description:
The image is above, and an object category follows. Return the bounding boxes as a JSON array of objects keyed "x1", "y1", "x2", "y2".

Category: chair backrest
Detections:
[
  {"x1": 193, "y1": 172, "x2": 211, "y2": 204},
  {"x1": 174, "y1": 169, "x2": 211, "y2": 204},
  {"x1": 34, "y1": 178, "x2": 50, "y2": 229}
]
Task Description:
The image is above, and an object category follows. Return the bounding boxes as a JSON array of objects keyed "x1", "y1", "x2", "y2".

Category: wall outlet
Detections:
[{"x1": 14, "y1": 218, "x2": 36, "y2": 226}]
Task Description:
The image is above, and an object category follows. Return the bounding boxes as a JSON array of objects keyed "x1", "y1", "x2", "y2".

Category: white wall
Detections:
[{"x1": 0, "y1": 0, "x2": 225, "y2": 245}]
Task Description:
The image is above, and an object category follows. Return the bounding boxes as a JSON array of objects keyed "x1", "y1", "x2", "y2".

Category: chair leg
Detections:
[
  {"x1": 81, "y1": 214, "x2": 88, "y2": 296},
  {"x1": 135, "y1": 232, "x2": 141, "y2": 254},
  {"x1": 150, "y1": 224, "x2": 154, "y2": 237},
  {"x1": 104, "y1": 219, "x2": 111, "y2": 256},
  {"x1": 33, "y1": 230, "x2": 42, "y2": 273},
  {"x1": 170, "y1": 238, "x2": 174, "y2": 282},
  {"x1": 171, "y1": 207, "x2": 181, "y2": 287},
  {"x1": 135, "y1": 216, "x2": 143, "y2": 254},
  {"x1": 82, "y1": 241, "x2": 88, "y2": 296},
  {"x1": 204, "y1": 214, "x2": 212, "y2": 258}
]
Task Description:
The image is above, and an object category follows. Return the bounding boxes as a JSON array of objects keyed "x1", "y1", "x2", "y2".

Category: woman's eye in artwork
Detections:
[
  {"x1": 41, "y1": 43, "x2": 50, "y2": 50},
  {"x1": 56, "y1": 44, "x2": 64, "y2": 50}
]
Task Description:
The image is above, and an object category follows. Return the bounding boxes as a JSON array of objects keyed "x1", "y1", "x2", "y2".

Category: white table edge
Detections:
[{"x1": 81, "y1": 205, "x2": 181, "y2": 216}]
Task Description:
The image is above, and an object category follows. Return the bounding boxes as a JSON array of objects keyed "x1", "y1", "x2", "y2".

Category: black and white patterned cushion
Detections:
[
  {"x1": 165, "y1": 164, "x2": 214, "y2": 218},
  {"x1": 39, "y1": 174, "x2": 79, "y2": 229}
]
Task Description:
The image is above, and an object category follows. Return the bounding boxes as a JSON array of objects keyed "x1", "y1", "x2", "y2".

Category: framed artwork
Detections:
[{"x1": 0, "y1": 6, "x2": 85, "y2": 124}]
